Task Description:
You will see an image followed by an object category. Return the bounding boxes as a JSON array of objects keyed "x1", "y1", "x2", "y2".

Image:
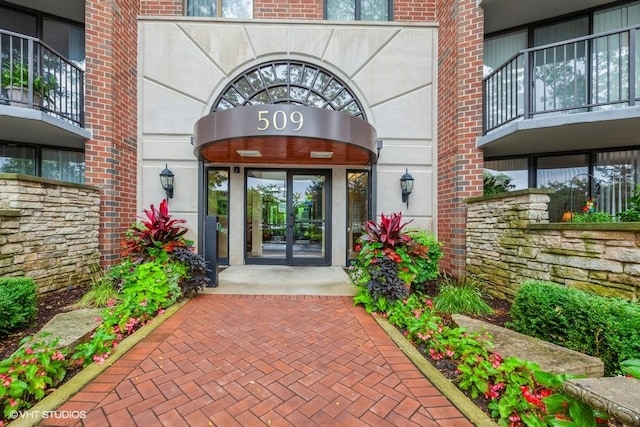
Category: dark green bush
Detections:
[
  {"x1": 0, "y1": 277, "x2": 37, "y2": 335},
  {"x1": 507, "y1": 281, "x2": 640, "y2": 375}
]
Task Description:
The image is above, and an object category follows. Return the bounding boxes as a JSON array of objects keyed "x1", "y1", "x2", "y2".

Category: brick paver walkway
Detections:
[{"x1": 43, "y1": 295, "x2": 472, "y2": 426}]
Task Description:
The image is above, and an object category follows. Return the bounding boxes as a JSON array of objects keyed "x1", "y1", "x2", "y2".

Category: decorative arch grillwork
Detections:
[{"x1": 212, "y1": 61, "x2": 366, "y2": 120}]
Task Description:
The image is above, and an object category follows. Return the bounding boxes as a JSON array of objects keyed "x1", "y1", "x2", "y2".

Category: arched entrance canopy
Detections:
[
  {"x1": 193, "y1": 104, "x2": 378, "y2": 165},
  {"x1": 193, "y1": 60, "x2": 377, "y2": 165}
]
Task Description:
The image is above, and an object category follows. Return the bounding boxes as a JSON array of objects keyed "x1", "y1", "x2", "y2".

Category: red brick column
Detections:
[
  {"x1": 436, "y1": 0, "x2": 484, "y2": 278},
  {"x1": 84, "y1": 1, "x2": 140, "y2": 266}
]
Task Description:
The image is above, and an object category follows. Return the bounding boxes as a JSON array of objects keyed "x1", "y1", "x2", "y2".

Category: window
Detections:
[
  {"x1": 42, "y1": 148, "x2": 84, "y2": 184},
  {"x1": 537, "y1": 154, "x2": 589, "y2": 222},
  {"x1": 213, "y1": 60, "x2": 366, "y2": 119},
  {"x1": 595, "y1": 150, "x2": 640, "y2": 216},
  {"x1": 0, "y1": 145, "x2": 36, "y2": 175},
  {"x1": 0, "y1": 143, "x2": 83, "y2": 184},
  {"x1": 325, "y1": 0, "x2": 392, "y2": 21},
  {"x1": 187, "y1": 0, "x2": 252, "y2": 18},
  {"x1": 484, "y1": 158, "x2": 528, "y2": 191}
]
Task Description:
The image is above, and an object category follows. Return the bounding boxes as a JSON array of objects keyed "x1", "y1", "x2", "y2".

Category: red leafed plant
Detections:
[
  {"x1": 362, "y1": 212, "x2": 413, "y2": 249},
  {"x1": 122, "y1": 199, "x2": 188, "y2": 259}
]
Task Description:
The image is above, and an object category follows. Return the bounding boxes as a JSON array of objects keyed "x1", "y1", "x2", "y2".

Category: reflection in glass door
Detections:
[
  {"x1": 245, "y1": 169, "x2": 330, "y2": 265},
  {"x1": 347, "y1": 171, "x2": 369, "y2": 264},
  {"x1": 206, "y1": 168, "x2": 229, "y2": 265}
]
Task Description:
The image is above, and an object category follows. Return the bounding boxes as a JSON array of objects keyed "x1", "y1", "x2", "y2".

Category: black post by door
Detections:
[{"x1": 205, "y1": 215, "x2": 218, "y2": 287}]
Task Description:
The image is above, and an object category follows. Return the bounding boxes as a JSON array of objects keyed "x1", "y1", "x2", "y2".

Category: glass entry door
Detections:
[{"x1": 246, "y1": 169, "x2": 330, "y2": 265}]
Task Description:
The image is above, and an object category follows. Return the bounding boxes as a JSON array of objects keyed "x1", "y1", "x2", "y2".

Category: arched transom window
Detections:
[{"x1": 213, "y1": 60, "x2": 366, "y2": 120}]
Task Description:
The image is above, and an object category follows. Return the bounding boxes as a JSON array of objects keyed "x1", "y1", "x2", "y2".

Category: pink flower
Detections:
[
  {"x1": 92, "y1": 353, "x2": 109, "y2": 364},
  {"x1": 157, "y1": 308, "x2": 165, "y2": 315},
  {"x1": 25, "y1": 347, "x2": 34, "y2": 355},
  {"x1": 106, "y1": 298, "x2": 116, "y2": 307},
  {"x1": 52, "y1": 351, "x2": 65, "y2": 361}
]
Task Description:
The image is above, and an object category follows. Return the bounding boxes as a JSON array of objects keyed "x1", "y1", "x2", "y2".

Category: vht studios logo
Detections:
[{"x1": 8, "y1": 410, "x2": 87, "y2": 420}]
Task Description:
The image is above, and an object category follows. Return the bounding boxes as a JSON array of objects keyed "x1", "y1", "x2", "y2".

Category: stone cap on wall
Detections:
[
  {"x1": 0, "y1": 173, "x2": 100, "y2": 192},
  {"x1": 528, "y1": 222, "x2": 640, "y2": 231},
  {"x1": 465, "y1": 188, "x2": 555, "y2": 204}
]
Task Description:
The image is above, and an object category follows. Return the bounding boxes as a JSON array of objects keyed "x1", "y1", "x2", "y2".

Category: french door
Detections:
[{"x1": 245, "y1": 169, "x2": 331, "y2": 266}]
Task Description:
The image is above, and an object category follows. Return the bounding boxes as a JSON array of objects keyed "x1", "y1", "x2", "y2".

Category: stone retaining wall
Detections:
[
  {"x1": 466, "y1": 189, "x2": 640, "y2": 301},
  {"x1": 0, "y1": 174, "x2": 100, "y2": 293}
]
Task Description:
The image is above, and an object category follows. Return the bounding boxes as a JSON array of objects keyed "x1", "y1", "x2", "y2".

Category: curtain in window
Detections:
[
  {"x1": 0, "y1": 145, "x2": 36, "y2": 175},
  {"x1": 187, "y1": 0, "x2": 252, "y2": 18},
  {"x1": 595, "y1": 150, "x2": 640, "y2": 217},
  {"x1": 361, "y1": 0, "x2": 389, "y2": 21},
  {"x1": 187, "y1": 0, "x2": 216, "y2": 16},
  {"x1": 483, "y1": 30, "x2": 527, "y2": 75},
  {"x1": 536, "y1": 154, "x2": 589, "y2": 221},
  {"x1": 595, "y1": 1, "x2": 640, "y2": 105},
  {"x1": 42, "y1": 149, "x2": 84, "y2": 184}
]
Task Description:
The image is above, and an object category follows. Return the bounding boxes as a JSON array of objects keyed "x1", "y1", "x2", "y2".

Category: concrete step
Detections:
[
  {"x1": 563, "y1": 377, "x2": 640, "y2": 427},
  {"x1": 452, "y1": 314, "x2": 604, "y2": 378}
]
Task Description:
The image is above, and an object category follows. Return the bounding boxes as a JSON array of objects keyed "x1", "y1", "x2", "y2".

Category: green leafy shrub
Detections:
[
  {"x1": 433, "y1": 279, "x2": 494, "y2": 316},
  {"x1": 0, "y1": 278, "x2": 37, "y2": 335},
  {"x1": 405, "y1": 229, "x2": 443, "y2": 292},
  {"x1": 618, "y1": 184, "x2": 640, "y2": 222},
  {"x1": 0, "y1": 334, "x2": 67, "y2": 419},
  {"x1": 570, "y1": 212, "x2": 615, "y2": 223},
  {"x1": 351, "y1": 213, "x2": 433, "y2": 313},
  {"x1": 507, "y1": 281, "x2": 640, "y2": 374}
]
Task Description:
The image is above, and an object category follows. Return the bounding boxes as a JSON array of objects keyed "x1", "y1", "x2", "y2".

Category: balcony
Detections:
[
  {"x1": 479, "y1": 25, "x2": 640, "y2": 157},
  {"x1": 0, "y1": 29, "x2": 89, "y2": 147}
]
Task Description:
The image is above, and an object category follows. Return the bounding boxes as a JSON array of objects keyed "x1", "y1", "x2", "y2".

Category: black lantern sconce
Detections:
[
  {"x1": 159, "y1": 164, "x2": 174, "y2": 199},
  {"x1": 400, "y1": 168, "x2": 414, "y2": 208}
]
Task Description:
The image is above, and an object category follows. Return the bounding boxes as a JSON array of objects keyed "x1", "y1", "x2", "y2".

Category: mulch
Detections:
[{"x1": 0, "y1": 285, "x2": 88, "y2": 361}]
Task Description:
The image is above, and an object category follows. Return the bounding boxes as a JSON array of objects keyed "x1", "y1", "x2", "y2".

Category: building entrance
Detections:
[{"x1": 245, "y1": 169, "x2": 331, "y2": 266}]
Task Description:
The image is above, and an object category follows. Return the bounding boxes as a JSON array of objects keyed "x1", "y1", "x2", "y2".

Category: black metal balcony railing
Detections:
[
  {"x1": 483, "y1": 25, "x2": 640, "y2": 135},
  {"x1": 0, "y1": 29, "x2": 84, "y2": 127}
]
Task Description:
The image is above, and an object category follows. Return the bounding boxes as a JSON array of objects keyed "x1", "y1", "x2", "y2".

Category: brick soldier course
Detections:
[{"x1": 41, "y1": 295, "x2": 475, "y2": 426}]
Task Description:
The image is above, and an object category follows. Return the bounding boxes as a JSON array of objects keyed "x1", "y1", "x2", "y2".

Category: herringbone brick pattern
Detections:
[{"x1": 42, "y1": 295, "x2": 472, "y2": 426}]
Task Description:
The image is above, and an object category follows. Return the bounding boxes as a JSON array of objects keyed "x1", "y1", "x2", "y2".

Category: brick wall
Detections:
[
  {"x1": 466, "y1": 190, "x2": 640, "y2": 301},
  {"x1": 0, "y1": 175, "x2": 100, "y2": 294},
  {"x1": 436, "y1": 0, "x2": 484, "y2": 278},
  {"x1": 141, "y1": 1, "x2": 183, "y2": 15},
  {"x1": 85, "y1": 0, "x2": 140, "y2": 266}
]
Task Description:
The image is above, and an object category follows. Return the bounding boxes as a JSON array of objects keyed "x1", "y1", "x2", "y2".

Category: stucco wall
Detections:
[
  {"x1": 0, "y1": 175, "x2": 100, "y2": 293},
  {"x1": 138, "y1": 18, "x2": 439, "y2": 265},
  {"x1": 466, "y1": 189, "x2": 640, "y2": 301}
]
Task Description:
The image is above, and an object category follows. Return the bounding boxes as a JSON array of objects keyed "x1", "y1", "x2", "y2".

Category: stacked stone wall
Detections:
[
  {"x1": 466, "y1": 189, "x2": 640, "y2": 301},
  {"x1": 0, "y1": 175, "x2": 100, "y2": 294}
]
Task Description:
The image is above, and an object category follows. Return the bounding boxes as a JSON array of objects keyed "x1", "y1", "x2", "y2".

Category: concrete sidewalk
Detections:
[{"x1": 40, "y1": 294, "x2": 474, "y2": 426}]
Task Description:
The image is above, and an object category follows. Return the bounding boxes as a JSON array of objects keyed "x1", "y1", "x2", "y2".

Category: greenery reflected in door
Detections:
[
  {"x1": 206, "y1": 168, "x2": 229, "y2": 264},
  {"x1": 347, "y1": 170, "x2": 370, "y2": 264}
]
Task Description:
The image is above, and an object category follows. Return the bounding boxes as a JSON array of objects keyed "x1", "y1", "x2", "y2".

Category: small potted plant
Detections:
[{"x1": 1, "y1": 62, "x2": 56, "y2": 107}]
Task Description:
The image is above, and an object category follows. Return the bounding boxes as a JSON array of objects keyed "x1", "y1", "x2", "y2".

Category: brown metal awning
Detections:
[{"x1": 193, "y1": 105, "x2": 378, "y2": 165}]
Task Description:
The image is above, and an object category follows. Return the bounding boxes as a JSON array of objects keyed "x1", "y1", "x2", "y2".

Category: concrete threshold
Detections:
[{"x1": 203, "y1": 265, "x2": 356, "y2": 295}]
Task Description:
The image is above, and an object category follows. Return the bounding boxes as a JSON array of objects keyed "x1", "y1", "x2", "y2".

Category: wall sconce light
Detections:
[
  {"x1": 159, "y1": 164, "x2": 174, "y2": 199},
  {"x1": 400, "y1": 168, "x2": 414, "y2": 208}
]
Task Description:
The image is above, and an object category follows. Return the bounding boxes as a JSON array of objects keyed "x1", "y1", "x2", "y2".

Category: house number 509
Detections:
[{"x1": 257, "y1": 110, "x2": 304, "y2": 131}]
